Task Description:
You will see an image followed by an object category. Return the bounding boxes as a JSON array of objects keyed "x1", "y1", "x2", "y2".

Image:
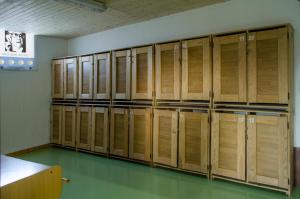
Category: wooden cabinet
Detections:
[
  {"x1": 91, "y1": 107, "x2": 109, "y2": 153},
  {"x1": 131, "y1": 46, "x2": 153, "y2": 100},
  {"x1": 155, "y1": 42, "x2": 180, "y2": 100},
  {"x1": 248, "y1": 28, "x2": 289, "y2": 104},
  {"x1": 112, "y1": 50, "x2": 131, "y2": 100},
  {"x1": 110, "y1": 108, "x2": 129, "y2": 157},
  {"x1": 213, "y1": 34, "x2": 247, "y2": 102},
  {"x1": 181, "y1": 38, "x2": 211, "y2": 101},
  {"x1": 247, "y1": 114, "x2": 288, "y2": 189},
  {"x1": 63, "y1": 58, "x2": 77, "y2": 99},
  {"x1": 153, "y1": 109, "x2": 178, "y2": 167},
  {"x1": 78, "y1": 56, "x2": 93, "y2": 99},
  {"x1": 76, "y1": 107, "x2": 92, "y2": 150},
  {"x1": 129, "y1": 108, "x2": 152, "y2": 161},
  {"x1": 211, "y1": 112, "x2": 246, "y2": 180},
  {"x1": 94, "y1": 53, "x2": 111, "y2": 99},
  {"x1": 51, "y1": 59, "x2": 64, "y2": 98},
  {"x1": 51, "y1": 105, "x2": 62, "y2": 144},
  {"x1": 62, "y1": 106, "x2": 76, "y2": 147},
  {"x1": 179, "y1": 111, "x2": 209, "y2": 173}
]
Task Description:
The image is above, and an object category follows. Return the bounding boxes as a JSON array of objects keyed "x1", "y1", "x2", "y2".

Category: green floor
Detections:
[{"x1": 18, "y1": 147, "x2": 299, "y2": 199}]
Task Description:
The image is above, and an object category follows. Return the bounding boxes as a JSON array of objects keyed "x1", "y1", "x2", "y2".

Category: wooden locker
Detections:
[
  {"x1": 179, "y1": 111, "x2": 209, "y2": 173},
  {"x1": 112, "y1": 50, "x2": 131, "y2": 100},
  {"x1": 63, "y1": 57, "x2": 77, "y2": 99},
  {"x1": 51, "y1": 59, "x2": 64, "y2": 98},
  {"x1": 211, "y1": 112, "x2": 245, "y2": 180},
  {"x1": 213, "y1": 33, "x2": 247, "y2": 102},
  {"x1": 110, "y1": 108, "x2": 129, "y2": 157},
  {"x1": 153, "y1": 109, "x2": 178, "y2": 167},
  {"x1": 94, "y1": 53, "x2": 111, "y2": 99},
  {"x1": 155, "y1": 42, "x2": 180, "y2": 100},
  {"x1": 181, "y1": 38, "x2": 211, "y2": 100},
  {"x1": 62, "y1": 106, "x2": 76, "y2": 147},
  {"x1": 248, "y1": 28, "x2": 289, "y2": 104},
  {"x1": 131, "y1": 46, "x2": 153, "y2": 100},
  {"x1": 247, "y1": 114, "x2": 288, "y2": 189},
  {"x1": 51, "y1": 105, "x2": 62, "y2": 144},
  {"x1": 129, "y1": 108, "x2": 152, "y2": 161},
  {"x1": 91, "y1": 107, "x2": 109, "y2": 153},
  {"x1": 78, "y1": 56, "x2": 93, "y2": 99},
  {"x1": 76, "y1": 107, "x2": 92, "y2": 150}
]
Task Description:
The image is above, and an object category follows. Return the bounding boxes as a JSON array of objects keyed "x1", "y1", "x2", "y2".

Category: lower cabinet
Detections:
[
  {"x1": 129, "y1": 108, "x2": 152, "y2": 161},
  {"x1": 153, "y1": 109, "x2": 178, "y2": 167},
  {"x1": 51, "y1": 105, "x2": 63, "y2": 144},
  {"x1": 110, "y1": 108, "x2": 129, "y2": 157},
  {"x1": 91, "y1": 107, "x2": 109, "y2": 154},
  {"x1": 179, "y1": 111, "x2": 209, "y2": 173},
  {"x1": 247, "y1": 114, "x2": 289, "y2": 189},
  {"x1": 211, "y1": 112, "x2": 246, "y2": 180},
  {"x1": 77, "y1": 107, "x2": 92, "y2": 150},
  {"x1": 62, "y1": 106, "x2": 76, "y2": 147}
]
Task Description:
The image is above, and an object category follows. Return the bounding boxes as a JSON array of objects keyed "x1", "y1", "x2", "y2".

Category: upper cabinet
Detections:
[
  {"x1": 181, "y1": 38, "x2": 211, "y2": 101},
  {"x1": 78, "y1": 56, "x2": 93, "y2": 99},
  {"x1": 63, "y1": 57, "x2": 78, "y2": 99},
  {"x1": 213, "y1": 33, "x2": 247, "y2": 103},
  {"x1": 52, "y1": 59, "x2": 64, "y2": 98},
  {"x1": 112, "y1": 50, "x2": 131, "y2": 100},
  {"x1": 131, "y1": 46, "x2": 153, "y2": 100},
  {"x1": 94, "y1": 53, "x2": 111, "y2": 100},
  {"x1": 155, "y1": 42, "x2": 180, "y2": 100},
  {"x1": 248, "y1": 28, "x2": 289, "y2": 104}
]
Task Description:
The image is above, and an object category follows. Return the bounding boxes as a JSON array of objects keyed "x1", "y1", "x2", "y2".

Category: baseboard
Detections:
[
  {"x1": 295, "y1": 147, "x2": 300, "y2": 187},
  {"x1": 6, "y1": 144, "x2": 51, "y2": 157}
]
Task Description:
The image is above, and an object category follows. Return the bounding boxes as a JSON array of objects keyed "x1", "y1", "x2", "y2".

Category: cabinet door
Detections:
[
  {"x1": 153, "y1": 109, "x2": 178, "y2": 167},
  {"x1": 213, "y1": 34, "x2": 246, "y2": 102},
  {"x1": 52, "y1": 59, "x2": 64, "y2": 98},
  {"x1": 179, "y1": 111, "x2": 208, "y2": 173},
  {"x1": 62, "y1": 106, "x2": 76, "y2": 147},
  {"x1": 112, "y1": 50, "x2": 131, "y2": 100},
  {"x1": 182, "y1": 38, "x2": 211, "y2": 100},
  {"x1": 247, "y1": 115, "x2": 288, "y2": 188},
  {"x1": 132, "y1": 46, "x2": 153, "y2": 100},
  {"x1": 248, "y1": 28, "x2": 289, "y2": 104},
  {"x1": 78, "y1": 56, "x2": 93, "y2": 99},
  {"x1": 211, "y1": 112, "x2": 245, "y2": 180},
  {"x1": 129, "y1": 108, "x2": 152, "y2": 161},
  {"x1": 64, "y1": 58, "x2": 77, "y2": 99},
  {"x1": 76, "y1": 107, "x2": 92, "y2": 150},
  {"x1": 94, "y1": 53, "x2": 110, "y2": 99},
  {"x1": 91, "y1": 107, "x2": 109, "y2": 153},
  {"x1": 51, "y1": 105, "x2": 62, "y2": 144},
  {"x1": 155, "y1": 42, "x2": 180, "y2": 100},
  {"x1": 110, "y1": 108, "x2": 129, "y2": 157}
]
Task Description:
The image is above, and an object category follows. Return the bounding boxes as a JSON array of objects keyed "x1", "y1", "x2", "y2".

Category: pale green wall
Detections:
[{"x1": 0, "y1": 36, "x2": 67, "y2": 154}]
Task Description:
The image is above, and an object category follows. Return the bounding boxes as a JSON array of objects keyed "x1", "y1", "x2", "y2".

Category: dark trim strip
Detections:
[{"x1": 6, "y1": 144, "x2": 51, "y2": 157}]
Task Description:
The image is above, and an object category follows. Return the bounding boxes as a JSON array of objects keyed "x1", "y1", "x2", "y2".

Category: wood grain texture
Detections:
[
  {"x1": 94, "y1": 53, "x2": 111, "y2": 99},
  {"x1": 76, "y1": 107, "x2": 92, "y2": 150},
  {"x1": 51, "y1": 105, "x2": 63, "y2": 145},
  {"x1": 91, "y1": 107, "x2": 109, "y2": 153},
  {"x1": 62, "y1": 106, "x2": 76, "y2": 147},
  {"x1": 52, "y1": 59, "x2": 64, "y2": 98},
  {"x1": 63, "y1": 58, "x2": 77, "y2": 99},
  {"x1": 78, "y1": 56, "x2": 93, "y2": 99}
]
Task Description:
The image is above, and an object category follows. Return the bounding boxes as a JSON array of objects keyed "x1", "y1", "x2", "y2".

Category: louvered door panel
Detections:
[
  {"x1": 77, "y1": 107, "x2": 92, "y2": 150},
  {"x1": 110, "y1": 108, "x2": 129, "y2": 157},
  {"x1": 94, "y1": 53, "x2": 110, "y2": 99},
  {"x1": 132, "y1": 46, "x2": 153, "y2": 100},
  {"x1": 155, "y1": 42, "x2": 180, "y2": 100},
  {"x1": 182, "y1": 38, "x2": 211, "y2": 100},
  {"x1": 63, "y1": 57, "x2": 77, "y2": 99},
  {"x1": 213, "y1": 34, "x2": 246, "y2": 102},
  {"x1": 247, "y1": 115, "x2": 288, "y2": 189},
  {"x1": 179, "y1": 111, "x2": 209, "y2": 173},
  {"x1": 62, "y1": 106, "x2": 76, "y2": 147},
  {"x1": 51, "y1": 105, "x2": 62, "y2": 144},
  {"x1": 52, "y1": 59, "x2": 64, "y2": 98},
  {"x1": 211, "y1": 112, "x2": 245, "y2": 180},
  {"x1": 91, "y1": 107, "x2": 109, "y2": 153},
  {"x1": 79, "y1": 56, "x2": 93, "y2": 99}
]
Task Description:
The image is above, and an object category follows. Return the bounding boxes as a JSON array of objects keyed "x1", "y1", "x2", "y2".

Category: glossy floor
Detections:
[{"x1": 19, "y1": 147, "x2": 300, "y2": 199}]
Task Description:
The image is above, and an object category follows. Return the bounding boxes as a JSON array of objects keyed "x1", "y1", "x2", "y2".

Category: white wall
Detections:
[
  {"x1": 0, "y1": 36, "x2": 67, "y2": 154},
  {"x1": 68, "y1": 0, "x2": 300, "y2": 147}
]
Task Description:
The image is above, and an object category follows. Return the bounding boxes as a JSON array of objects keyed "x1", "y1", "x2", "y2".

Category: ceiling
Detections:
[{"x1": 0, "y1": 0, "x2": 227, "y2": 38}]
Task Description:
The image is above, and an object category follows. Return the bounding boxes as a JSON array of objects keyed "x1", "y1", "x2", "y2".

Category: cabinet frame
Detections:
[
  {"x1": 94, "y1": 53, "x2": 111, "y2": 99},
  {"x1": 78, "y1": 56, "x2": 93, "y2": 99},
  {"x1": 51, "y1": 59, "x2": 64, "y2": 98},
  {"x1": 76, "y1": 107, "x2": 92, "y2": 150},
  {"x1": 63, "y1": 57, "x2": 78, "y2": 99},
  {"x1": 62, "y1": 106, "x2": 76, "y2": 147},
  {"x1": 91, "y1": 107, "x2": 109, "y2": 153},
  {"x1": 50, "y1": 105, "x2": 62, "y2": 144}
]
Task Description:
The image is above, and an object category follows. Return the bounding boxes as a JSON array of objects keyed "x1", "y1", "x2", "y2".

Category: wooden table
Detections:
[{"x1": 1, "y1": 155, "x2": 63, "y2": 199}]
